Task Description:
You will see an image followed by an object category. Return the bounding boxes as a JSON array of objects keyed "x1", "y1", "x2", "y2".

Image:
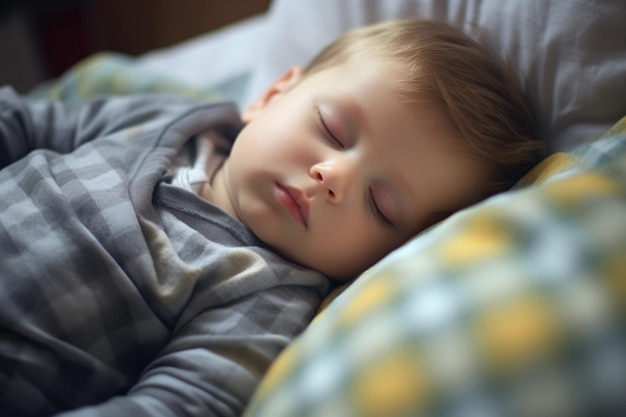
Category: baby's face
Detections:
[{"x1": 217, "y1": 59, "x2": 490, "y2": 279}]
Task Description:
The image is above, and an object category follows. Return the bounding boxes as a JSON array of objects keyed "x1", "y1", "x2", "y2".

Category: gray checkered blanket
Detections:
[{"x1": 0, "y1": 87, "x2": 328, "y2": 417}]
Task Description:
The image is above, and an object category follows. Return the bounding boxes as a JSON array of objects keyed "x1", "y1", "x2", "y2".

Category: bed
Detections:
[{"x1": 29, "y1": 0, "x2": 626, "y2": 416}]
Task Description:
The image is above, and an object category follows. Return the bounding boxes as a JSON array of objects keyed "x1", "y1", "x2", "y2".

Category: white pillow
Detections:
[{"x1": 244, "y1": 0, "x2": 626, "y2": 152}]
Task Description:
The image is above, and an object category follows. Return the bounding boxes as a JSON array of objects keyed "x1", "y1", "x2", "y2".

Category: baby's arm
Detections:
[
  {"x1": 0, "y1": 86, "x2": 202, "y2": 170},
  {"x1": 55, "y1": 285, "x2": 321, "y2": 417},
  {"x1": 0, "y1": 86, "x2": 103, "y2": 168}
]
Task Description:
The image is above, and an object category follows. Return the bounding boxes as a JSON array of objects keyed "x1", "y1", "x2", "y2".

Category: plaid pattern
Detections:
[
  {"x1": 0, "y1": 87, "x2": 328, "y2": 416},
  {"x1": 244, "y1": 117, "x2": 626, "y2": 417}
]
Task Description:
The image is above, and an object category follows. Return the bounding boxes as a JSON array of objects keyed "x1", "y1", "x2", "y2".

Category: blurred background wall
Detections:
[{"x1": 0, "y1": 0, "x2": 271, "y2": 92}]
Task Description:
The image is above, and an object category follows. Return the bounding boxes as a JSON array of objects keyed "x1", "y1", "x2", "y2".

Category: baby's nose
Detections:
[{"x1": 309, "y1": 161, "x2": 353, "y2": 203}]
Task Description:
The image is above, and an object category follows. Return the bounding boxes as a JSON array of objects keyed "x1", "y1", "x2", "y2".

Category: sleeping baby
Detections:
[{"x1": 0, "y1": 19, "x2": 542, "y2": 417}]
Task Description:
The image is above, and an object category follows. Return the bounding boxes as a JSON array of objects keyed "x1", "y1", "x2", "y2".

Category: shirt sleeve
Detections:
[
  {"x1": 0, "y1": 86, "x2": 203, "y2": 169},
  {"x1": 55, "y1": 285, "x2": 321, "y2": 417}
]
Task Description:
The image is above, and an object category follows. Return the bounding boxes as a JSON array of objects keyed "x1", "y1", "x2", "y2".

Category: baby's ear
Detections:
[{"x1": 241, "y1": 66, "x2": 303, "y2": 123}]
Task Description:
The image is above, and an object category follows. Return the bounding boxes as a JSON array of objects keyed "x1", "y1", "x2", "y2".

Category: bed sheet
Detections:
[{"x1": 136, "y1": 13, "x2": 268, "y2": 110}]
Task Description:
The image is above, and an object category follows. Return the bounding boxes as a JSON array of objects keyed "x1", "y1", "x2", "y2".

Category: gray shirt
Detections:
[{"x1": 0, "y1": 87, "x2": 329, "y2": 417}]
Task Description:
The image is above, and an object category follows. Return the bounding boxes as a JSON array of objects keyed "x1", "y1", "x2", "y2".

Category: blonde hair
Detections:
[{"x1": 305, "y1": 19, "x2": 544, "y2": 191}]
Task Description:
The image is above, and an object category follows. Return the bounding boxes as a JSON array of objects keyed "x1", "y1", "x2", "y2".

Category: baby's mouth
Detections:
[{"x1": 275, "y1": 183, "x2": 309, "y2": 227}]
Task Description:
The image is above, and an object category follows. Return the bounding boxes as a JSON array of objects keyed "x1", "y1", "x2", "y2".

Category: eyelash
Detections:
[
  {"x1": 368, "y1": 189, "x2": 393, "y2": 228},
  {"x1": 315, "y1": 107, "x2": 344, "y2": 149}
]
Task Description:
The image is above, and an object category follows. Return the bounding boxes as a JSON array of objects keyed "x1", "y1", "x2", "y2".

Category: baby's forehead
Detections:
[{"x1": 307, "y1": 49, "x2": 402, "y2": 78}]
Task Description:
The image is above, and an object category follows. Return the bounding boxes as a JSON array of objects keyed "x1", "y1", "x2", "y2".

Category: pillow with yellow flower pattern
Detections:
[{"x1": 243, "y1": 116, "x2": 626, "y2": 417}]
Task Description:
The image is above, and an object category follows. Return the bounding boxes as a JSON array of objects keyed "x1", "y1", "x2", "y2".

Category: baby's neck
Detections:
[{"x1": 200, "y1": 160, "x2": 240, "y2": 222}]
